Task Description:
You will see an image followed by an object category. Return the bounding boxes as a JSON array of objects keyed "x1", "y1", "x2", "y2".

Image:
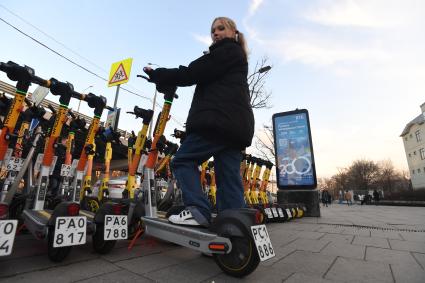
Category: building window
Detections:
[
  {"x1": 409, "y1": 153, "x2": 412, "y2": 157},
  {"x1": 412, "y1": 170, "x2": 415, "y2": 174},
  {"x1": 421, "y1": 148, "x2": 425, "y2": 160},
  {"x1": 414, "y1": 151, "x2": 417, "y2": 155},
  {"x1": 416, "y1": 130, "x2": 422, "y2": 142},
  {"x1": 418, "y1": 168, "x2": 421, "y2": 173}
]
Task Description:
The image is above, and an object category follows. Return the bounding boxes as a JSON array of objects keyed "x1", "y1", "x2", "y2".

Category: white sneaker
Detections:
[{"x1": 168, "y1": 209, "x2": 201, "y2": 226}]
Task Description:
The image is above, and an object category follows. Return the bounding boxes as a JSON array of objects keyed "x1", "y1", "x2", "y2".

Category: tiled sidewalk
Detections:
[{"x1": 1, "y1": 204, "x2": 425, "y2": 282}]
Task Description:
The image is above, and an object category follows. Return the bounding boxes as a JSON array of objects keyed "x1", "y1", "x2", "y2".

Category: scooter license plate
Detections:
[
  {"x1": 53, "y1": 216, "x2": 87, "y2": 247},
  {"x1": 277, "y1": 207, "x2": 284, "y2": 218},
  {"x1": 264, "y1": 208, "x2": 273, "y2": 219},
  {"x1": 286, "y1": 209, "x2": 292, "y2": 218},
  {"x1": 251, "y1": 224, "x2": 275, "y2": 261},
  {"x1": 6, "y1": 157, "x2": 24, "y2": 172},
  {"x1": 271, "y1": 207, "x2": 278, "y2": 217},
  {"x1": 0, "y1": 220, "x2": 18, "y2": 256},
  {"x1": 60, "y1": 164, "x2": 72, "y2": 177},
  {"x1": 104, "y1": 215, "x2": 128, "y2": 240}
]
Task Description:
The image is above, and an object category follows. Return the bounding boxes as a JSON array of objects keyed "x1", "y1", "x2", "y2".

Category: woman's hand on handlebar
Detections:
[
  {"x1": 143, "y1": 66, "x2": 153, "y2": 73},
  {"x1": 137, "y1": 66, "x2": 154, "y2": 82},
  {"x1": 140, "y1": 66, "x2": 178, "y2": 97}
]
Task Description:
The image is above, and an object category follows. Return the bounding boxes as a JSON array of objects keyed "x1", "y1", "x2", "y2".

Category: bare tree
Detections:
[
  {"x1": 248, "y1": 57, "x2": 272, "y2": 109},
  {"x1": 332, "y1": 168, "x2": 350, "y2": 196},
  {"x1": 346, "y1": 159, "x2": 380, "y2": 191},
  {"x1": 376, "y1": 160, "x2": 397, "y2": 194},
  {"x1": 254, "y1": 124, "x2": 275, "y2": 163}
]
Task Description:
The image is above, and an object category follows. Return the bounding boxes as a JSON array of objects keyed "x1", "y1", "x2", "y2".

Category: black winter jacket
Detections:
[{"x1": 148, "y1": 38, "x2": 254, "y2": 149}]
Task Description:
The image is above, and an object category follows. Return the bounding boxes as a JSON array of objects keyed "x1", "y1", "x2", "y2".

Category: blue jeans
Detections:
[{"x1": 171, "y1": 133, "x2": 245, "y2": 226}]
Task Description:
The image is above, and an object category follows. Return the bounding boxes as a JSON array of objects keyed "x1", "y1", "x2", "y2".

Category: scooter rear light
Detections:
[
  {"x1": 209, "y1": 243, "x2": 228, "y2": 252},
  {"x1": 67, "y1": 203, "x2": 80, "y2": 216},
  {"x1": 0, "y1": 203, "x2": 8, "y2": 219},
  {"x1": 255, "y1": 209, "x2": 264, "y2": 224},
  {"x1": 112, "y1": 203, "x2": 122, "y2": 215}
]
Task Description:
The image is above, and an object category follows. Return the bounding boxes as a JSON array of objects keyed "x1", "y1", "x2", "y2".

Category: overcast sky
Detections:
[{"x1": 1, "y1": 0, "x2": 424, "y2": 178}]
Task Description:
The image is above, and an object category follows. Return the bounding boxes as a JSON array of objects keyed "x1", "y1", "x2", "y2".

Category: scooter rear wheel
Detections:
[
  {"x1": 213, "y1": 235, "x2": 260, "y2": 278},
  {"x1": 47, "y1": 226, "x2": 72, "y2": 262},
  {"x1": 92, "y1": 224, "x2": 117, "y2": 254},
  {"x1": 81, "y1": 197, "x2": 100, "y2": 213}
]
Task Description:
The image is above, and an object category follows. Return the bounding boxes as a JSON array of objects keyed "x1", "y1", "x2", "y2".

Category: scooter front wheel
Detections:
[
  {"x1": 213, "y1": 235, "x2": 260, "y2": 278},
  {"x1": 92, "y1": 224, "x2": 117, "y2": 254},
  {"x1": 47, "y1": 226, "x2": 72, "y2": 262}
]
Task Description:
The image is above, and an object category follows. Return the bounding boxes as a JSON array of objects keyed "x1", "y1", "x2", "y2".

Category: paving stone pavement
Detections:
[{"x1": 1, "y1": 204, "x2": 425, "y2": 283}]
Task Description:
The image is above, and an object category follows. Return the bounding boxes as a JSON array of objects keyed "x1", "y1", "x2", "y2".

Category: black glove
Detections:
[
  {"x1": 143, "y1": 67, "x2": 177, "y2": 94},
  {"x1": 143, "y1": 67, "x2": 159, "y2": 83}
]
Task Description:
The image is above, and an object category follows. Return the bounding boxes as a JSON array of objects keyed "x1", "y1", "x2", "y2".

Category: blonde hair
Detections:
[{"x1": 211, "y1": 17, "x2": 248, "y2": 59}]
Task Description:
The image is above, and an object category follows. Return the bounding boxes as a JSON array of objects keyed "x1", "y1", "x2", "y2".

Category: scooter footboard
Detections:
[{"x1": 142, "y1": 217, "x2": 232, "y2": 254}]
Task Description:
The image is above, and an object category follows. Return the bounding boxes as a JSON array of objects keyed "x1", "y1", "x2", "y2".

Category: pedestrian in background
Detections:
[
  {"x1": 373, "y1": 190, "x2": 380, "y2": 205},
  {"x1": 322, "y1": 189, "x2": 330, "y2": 207},
  {"x1": 344, "y1": 190, "x2": 352, "y2": 206}
]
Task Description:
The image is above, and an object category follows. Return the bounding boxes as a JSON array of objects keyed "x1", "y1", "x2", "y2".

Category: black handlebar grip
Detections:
[
  {"x1": 0, "y1": 62, "x2": 6, "y2": 72},
  {"x1": 70, "y1": 89, "x2": 83, "y2": 100},
  {"x1": 31, "y1": 75, "x2": 49, "y2": 87}
]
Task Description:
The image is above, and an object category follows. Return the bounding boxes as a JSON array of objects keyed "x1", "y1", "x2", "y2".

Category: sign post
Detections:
[{"x1": 108, "y1": 58, "x2": 133, "y2": 130}]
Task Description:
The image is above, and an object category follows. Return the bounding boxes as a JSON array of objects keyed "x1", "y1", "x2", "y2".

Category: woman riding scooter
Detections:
[{"x1": 144, "y1": 16, "x2": 254, "y2": 227}]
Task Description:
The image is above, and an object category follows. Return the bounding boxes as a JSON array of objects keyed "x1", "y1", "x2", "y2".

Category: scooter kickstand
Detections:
[
  {"x1": 16, "y1": 223, "x2": 26, "y2": 235},
  {"x1": 127, "y1": 227, "x2": 144, "y2": 251}
]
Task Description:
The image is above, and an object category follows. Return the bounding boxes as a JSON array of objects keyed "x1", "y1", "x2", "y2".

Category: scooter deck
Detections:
[
  {"x1": 23, "y1": 208, "x2": 96, "y2": 238},
  {"x1": 23, "y1": 209, "x2": 53, "y2": 239},
  {"x1": 141, "y1": 216, "x2": 232, "y2": 254}
]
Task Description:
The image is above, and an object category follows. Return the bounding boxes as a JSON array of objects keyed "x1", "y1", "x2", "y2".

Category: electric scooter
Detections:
[
  {"x1": 63, "y1": 93, "x2": 126, "y2": 255},
  {"x1": 22, "y1": 78, "x2": 88, "y2": 262},
  {"x1": 89, "y1": 106, "x2": 153, "y2": 253},
  {"x1": 0, "y1": 61, "x2": 49, "y2": 257},
  {"x1": 0, "y1": 99, "x2": 46, "y2": 203},
  {"x1": 53, "y1": 114, "x2": 87, "y2": 205},
  {"x1": 137, "y1": 72, "x2": 273, "y2": 277},
  {"x1": 80, "y1": 126, "x2": 121, "y2": 212},
  {"x1": 2, "y1": 99, "x2": 49, "y2": 225}
]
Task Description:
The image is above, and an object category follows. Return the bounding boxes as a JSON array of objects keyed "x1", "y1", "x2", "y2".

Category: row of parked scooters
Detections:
[{"x1": 0, "y1": 60, "x2": 305, "y2": 278}]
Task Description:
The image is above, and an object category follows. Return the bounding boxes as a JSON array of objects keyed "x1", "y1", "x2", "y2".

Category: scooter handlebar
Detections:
[
  {"x1": 0, "y1": 61, "x2": 49, "y2": 87},
  {"x1": 31, "y1": 75, "x2": 50, "y2": 87},
  {"x1": 139, "y1": 68, "x2": 178, "y2": 99}
]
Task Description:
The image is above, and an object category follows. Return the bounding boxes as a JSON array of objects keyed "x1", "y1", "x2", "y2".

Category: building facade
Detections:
[{"x1": 401, "y1": 102, "x2": 425, "y2": 189}]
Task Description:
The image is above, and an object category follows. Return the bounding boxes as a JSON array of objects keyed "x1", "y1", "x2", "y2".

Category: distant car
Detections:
[{"x1": 91, "y1": 176, "x2": 141, "y2": 199}]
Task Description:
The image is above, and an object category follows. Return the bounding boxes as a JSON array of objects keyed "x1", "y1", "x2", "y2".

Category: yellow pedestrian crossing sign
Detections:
[{"x1": 108, "y1": 58, "x2": 133, "y2": 87}]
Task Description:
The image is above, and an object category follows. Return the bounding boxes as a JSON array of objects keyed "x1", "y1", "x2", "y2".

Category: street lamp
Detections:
[
  {"x1": 77, "y1": 85, "x2": 93, "y2": 113},
  {"x1": 247, "y1": 65, "x2": 272, "y2": 80}
]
